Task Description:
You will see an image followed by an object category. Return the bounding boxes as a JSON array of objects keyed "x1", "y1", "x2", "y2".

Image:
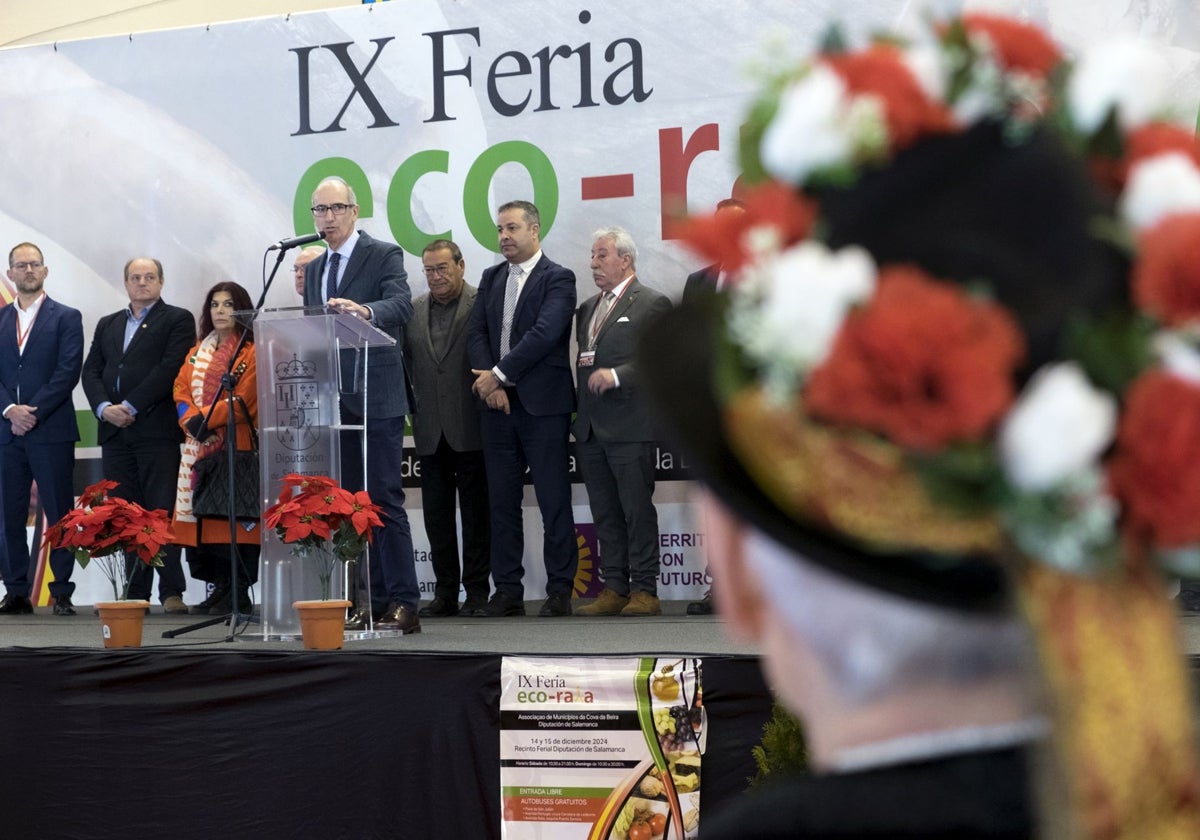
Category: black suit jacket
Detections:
[
  {"x1": 81, "y1": 300, "x2": 196, "y2": 444},
  {"x1": 681, "y1": 263, "x2": 720, "y2": 305},
  {"x1": 302, "y1": 230, "x2": 413, "y2": 419},
  {"x1": 467, "y1": 253, "x2": 576, "y2": 417},
  {"x1": 572, "y1": 278, "x2": 672, "y2": 443},
  {"x1": 702, "y1": 746, "x2": 1034, "y2": 839}
]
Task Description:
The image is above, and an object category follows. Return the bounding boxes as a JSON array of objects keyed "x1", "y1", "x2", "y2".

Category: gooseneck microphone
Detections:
[{"x1": 267, "y1": 231, "x2": 326, "y2": 251}]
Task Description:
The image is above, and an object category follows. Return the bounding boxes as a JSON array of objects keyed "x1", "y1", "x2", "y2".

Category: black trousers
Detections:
[
  {"x1": 420, "y1": 436, "x2": 490, "y2": 602},
  {"x1": 102, "y1": 434, "x2": 187, "y2": 603}
]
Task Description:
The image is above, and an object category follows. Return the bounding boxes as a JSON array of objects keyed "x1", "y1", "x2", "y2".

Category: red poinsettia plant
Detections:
[
  {"x1": 43, "y1": 479, "x2": 170, "y2": 602},
  {"x1": 263, "y1": 473, "x2": 383, "y2": 599}
]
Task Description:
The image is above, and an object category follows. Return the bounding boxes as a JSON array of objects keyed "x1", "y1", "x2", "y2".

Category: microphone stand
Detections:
[{"x1": 164, "y1": 247, "x2": 292, "y2": 640}]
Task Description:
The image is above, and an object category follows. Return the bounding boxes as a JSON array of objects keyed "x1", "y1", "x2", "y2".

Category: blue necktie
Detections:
[{"x1": 325, "y1": 251, "x2": 341, "y2": 300}]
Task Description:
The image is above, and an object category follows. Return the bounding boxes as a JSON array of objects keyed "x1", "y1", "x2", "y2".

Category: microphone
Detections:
[{"x1": 267, "y1": 231, "x2": 326, "y2": 252}]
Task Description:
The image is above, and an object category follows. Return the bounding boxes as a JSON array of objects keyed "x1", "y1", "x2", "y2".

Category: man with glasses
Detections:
[
  {"x1": 404, "y1": 239, "x2": 490, "y2": 618},
  {"x1": 81, "y1": 257, "x2": 195, "y2": 613},
  {"x1": 0, "y1": 243, "x2": 84, "y2": 616},
  {"x1": 292, "y1": 245, "x2": 324, "y2": 298},
  {"x1": 300, "y1": 176, "x2": 421, "y2": 634}
]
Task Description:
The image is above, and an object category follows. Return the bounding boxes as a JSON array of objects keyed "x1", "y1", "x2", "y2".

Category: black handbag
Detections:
[{"x1": 190, "y1": 393, "x2": 260, "y2": 520}]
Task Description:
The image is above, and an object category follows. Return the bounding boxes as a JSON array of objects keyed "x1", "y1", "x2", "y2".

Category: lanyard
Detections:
[{"x1": 589, "y1": 282, "x2": 629, "y2": 346}]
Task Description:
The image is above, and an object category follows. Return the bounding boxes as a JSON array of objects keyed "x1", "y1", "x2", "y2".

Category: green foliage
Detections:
[
  {"x1": 1065, "y1": 309, "x2": 1156, "y2": 396},
  {"x1": 911, "y1": 441, "x2": 1011, "y2": 516},
  {"x1": 749, "y1": 699, "x2": 808, "y2": 786}
]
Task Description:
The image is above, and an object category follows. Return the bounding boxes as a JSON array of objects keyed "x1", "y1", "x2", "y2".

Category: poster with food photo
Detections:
[{"x1": 500, "y1": 656, "x2": 705, "y2": 840}]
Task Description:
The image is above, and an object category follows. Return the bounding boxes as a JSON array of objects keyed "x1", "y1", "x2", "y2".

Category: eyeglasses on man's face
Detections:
[
  {"x1": 422, "y1": 264, "x2": 457, "y2": 277},
  {"x1": 10, "y1": 261, "x2": 44, "y2": 272},
  {"x1": 311, "y1": 203, "x2": 354, "y2": 217}
]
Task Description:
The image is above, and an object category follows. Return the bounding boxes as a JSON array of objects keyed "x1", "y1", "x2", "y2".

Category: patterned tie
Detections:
[
  {"x1": 325, "y1": 251, "x2": 341, "y2": 300},
  {"x1": 499, "y1": 262, "x2": 521, "y2": 357},
  {"x1": 589, "y1": 291, "x2": 615, "y2": 348}
]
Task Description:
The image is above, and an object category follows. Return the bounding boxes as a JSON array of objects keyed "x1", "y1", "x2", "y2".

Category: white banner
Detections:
[{"x1": 4, "y1": 0, "x2": 1198, "y2": 604}]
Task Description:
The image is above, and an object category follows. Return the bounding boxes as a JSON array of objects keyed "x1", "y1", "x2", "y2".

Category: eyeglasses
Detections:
[
  {"x1": 311, "y1": 203, "x2": 354, "y2": 217},
  {"x1": 422, "y1": 264, "x2": 457, "y2": 277},
  {"x1": 10, "y1": 261, "x2": 44, "y2": 271}
]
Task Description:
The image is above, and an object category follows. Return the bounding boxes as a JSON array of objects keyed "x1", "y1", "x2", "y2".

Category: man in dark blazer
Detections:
[
  {"x1": 0, "y1": 242, "x2": 84, "y2": 616},
  {"x1": 303, "y1": 176, "x2": 420, "y2": 634},
  {"x1": 680, "y1": 197, "x2": 746, "y2": 306},
  {"x1": 573, "y1": 227, "x2": 672, "y2": 618},
  {"x1": 467, "y1": 200, "x2": 577, "y2": 617},
  {"x1": 680, "y1": 197, "x2": 746, "y2": 616},
  {"x1": 82, "y1": 257, "x2": 196, "y2": 612},
  {"x1": 404, "y1": 239, "x2": 489, "y2": 618}
]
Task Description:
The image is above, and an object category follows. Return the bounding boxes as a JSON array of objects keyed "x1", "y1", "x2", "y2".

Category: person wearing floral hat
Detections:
[{"x1": 641, "y1": 14, "x2": 1200, "y2": 840}]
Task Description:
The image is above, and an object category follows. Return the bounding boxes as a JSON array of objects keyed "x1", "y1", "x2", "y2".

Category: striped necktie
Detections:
[{"x1": 499, "y1": 262, "x2": 521, "y2": 357}]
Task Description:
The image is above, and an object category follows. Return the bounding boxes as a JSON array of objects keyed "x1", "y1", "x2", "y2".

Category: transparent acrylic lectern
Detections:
[{"x1": 251, "y1": 306, "x2": 397, "y2": 641}]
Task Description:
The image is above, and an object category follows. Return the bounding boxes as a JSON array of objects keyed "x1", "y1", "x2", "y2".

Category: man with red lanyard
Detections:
[
  {"x1": 573, "y1": 227, "x2": 672, "y2": 617},
  {"x1": 0, "y1": 242, "x2": 84, "y2": 616}
]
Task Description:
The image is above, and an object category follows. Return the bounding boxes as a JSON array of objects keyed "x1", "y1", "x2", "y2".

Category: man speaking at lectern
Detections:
[{"x1": 301, "y1": 176, "x2": 420, "y2": 635}]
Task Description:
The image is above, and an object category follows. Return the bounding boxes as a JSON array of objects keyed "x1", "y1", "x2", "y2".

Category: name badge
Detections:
[{"x1": 578, "y1": 350, "x2": 596, "y2": 368}]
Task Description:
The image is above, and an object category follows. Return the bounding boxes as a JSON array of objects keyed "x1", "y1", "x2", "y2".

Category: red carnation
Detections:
[
  {"x1": 962, "y1": 13, "x2": 1062, "y2": 78},
  {"x1": 1108, "y1": 370, "x2": 1200, "y2": 548},
  {"x1": 1093, "y1": 123, "x2": 1200, "y2": 192},
  {"x1": 825, "y1": 45, "x2": 954, "y2": 153},
  {"x1": 805, "y1": 265, "x2": 1025, "y2": 451},
  {"x1": 677, "y1": 180, "x2": 817, "y2": 275},
  {"x1": 1133, "y1": 212, "x2": 1200, "y2": 327}
]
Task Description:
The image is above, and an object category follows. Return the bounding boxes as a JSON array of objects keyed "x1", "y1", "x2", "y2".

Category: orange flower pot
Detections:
[
  {"x1": 294, "y1": 599, "x2": 352, "y2": 650},
  {"x1": 95, "y1": 600, "x2": 150, "y2": 648}
]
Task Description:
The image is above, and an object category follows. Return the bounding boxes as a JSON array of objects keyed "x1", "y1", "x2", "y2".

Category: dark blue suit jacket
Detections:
[
  {"x1": 467, "y1": 254, "x2": 576, "y2": 416},
  {"x1": 302, "y1": 230, "x2": 413, "y2": 420},
  {"x1": 81, "y1": 300, "x2": 196, "y2": 444},
  {"x1": 0, "y1": 296, "x2": 84, "y2": 445}
]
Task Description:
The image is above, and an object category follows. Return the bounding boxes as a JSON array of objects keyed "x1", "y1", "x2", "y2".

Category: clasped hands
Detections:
[
  {"x1": 6, "y1": 404, "x2": 37, "y2": 436},
  {"x1": 101, "y1": 404, "x2": 136, "y2": 428},
  {"x1": 471, "y1": 369, "x2": 510, "y2": 414}
]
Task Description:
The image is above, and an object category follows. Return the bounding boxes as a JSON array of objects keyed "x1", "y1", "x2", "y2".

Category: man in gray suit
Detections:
[
  {"x1": 405, "y1": 240, "x2": 490, "y2": 618},
  {"x1": 573, "y1": 227, "x2": 672, "y2": 617},
  {"x1": 302, "y1": 175, "x2": 420, "y2": 634}
]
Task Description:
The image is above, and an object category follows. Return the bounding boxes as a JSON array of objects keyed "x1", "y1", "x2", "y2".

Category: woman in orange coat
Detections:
[{"x1": 172, "y1": 281, "x2": 260, "y2": 615}]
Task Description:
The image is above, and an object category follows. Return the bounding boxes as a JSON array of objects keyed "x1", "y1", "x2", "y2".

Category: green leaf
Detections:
[
  {"x1": 1065, "y1": 310, "x2": 1156, "y2": 396},
  {"x1": 748, "y1": 700, "x2": 808, "y2": 786},
  {"x1": 911, "y1": 442, "x2": 1010, "y2": 515}
]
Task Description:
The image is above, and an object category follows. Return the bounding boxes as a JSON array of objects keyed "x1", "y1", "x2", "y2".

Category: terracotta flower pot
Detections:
[
  {"x1": 95, "y1": 600, "x2": 150, "y2": 648},
  {"x1": 294, "y1": 599, "x2": 352, "y2": 650}
]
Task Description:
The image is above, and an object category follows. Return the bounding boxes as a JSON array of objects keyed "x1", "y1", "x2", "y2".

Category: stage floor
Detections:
[
  {"x1": 6, "y1": 600, "x2": 1200, "y2": 655},
  {"x1": 0, "y1": 598, "x2": 761, "y2": 655}
]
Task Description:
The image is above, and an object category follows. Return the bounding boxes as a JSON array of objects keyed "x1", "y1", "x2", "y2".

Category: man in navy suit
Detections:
[
  {"x1": 468, "y1": 200, "x2": 578, "y2": 617},
  {"x1": 81, "y1": 257, "x2": 195, "y2": 612},
  {"x1": 0, "y1": 243, "x2": 84, "y2": 616},
  {"x1": 303, "y1": 176, "x2": 421, "y2": 634}
]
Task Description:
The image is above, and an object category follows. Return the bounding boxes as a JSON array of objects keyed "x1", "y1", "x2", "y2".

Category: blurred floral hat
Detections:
[{"x1": 642, "y1": 13, "x2": 1200, "y2": 838}]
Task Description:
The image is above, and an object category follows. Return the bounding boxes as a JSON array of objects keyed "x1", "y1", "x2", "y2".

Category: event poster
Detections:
[{"x1": 500, "y1": 656, "x2": 705, "y2": 840}]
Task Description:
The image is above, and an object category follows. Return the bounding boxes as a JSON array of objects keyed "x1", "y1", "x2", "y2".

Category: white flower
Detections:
[
  {"x1": 1068, "y1": 36, "x2": 1172, "y2": 134},
  {"x1": 1119, "y1": 152, "x2": 1200, "y2": 231},
  {"x1": 999, "y1": 362, "x2": 1117, "y2": 492},
  {"x1": 730, "y1": 242, "x2": 876, "y2": 396},
  {"x1": 901, "y1": 41, "x2": 947, "y2": 106},
  {"x1": 1154, "y1": 331, "x2": 1200, "y2": 384},
  {"x1": 761, "y1": 63, "x2": 885, "y2": 185}
]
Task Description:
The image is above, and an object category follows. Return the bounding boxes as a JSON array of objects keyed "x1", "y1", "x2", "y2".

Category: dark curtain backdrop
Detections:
[{"x1": 0, "y1": 650, "x2": 772, "y2": 839}]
